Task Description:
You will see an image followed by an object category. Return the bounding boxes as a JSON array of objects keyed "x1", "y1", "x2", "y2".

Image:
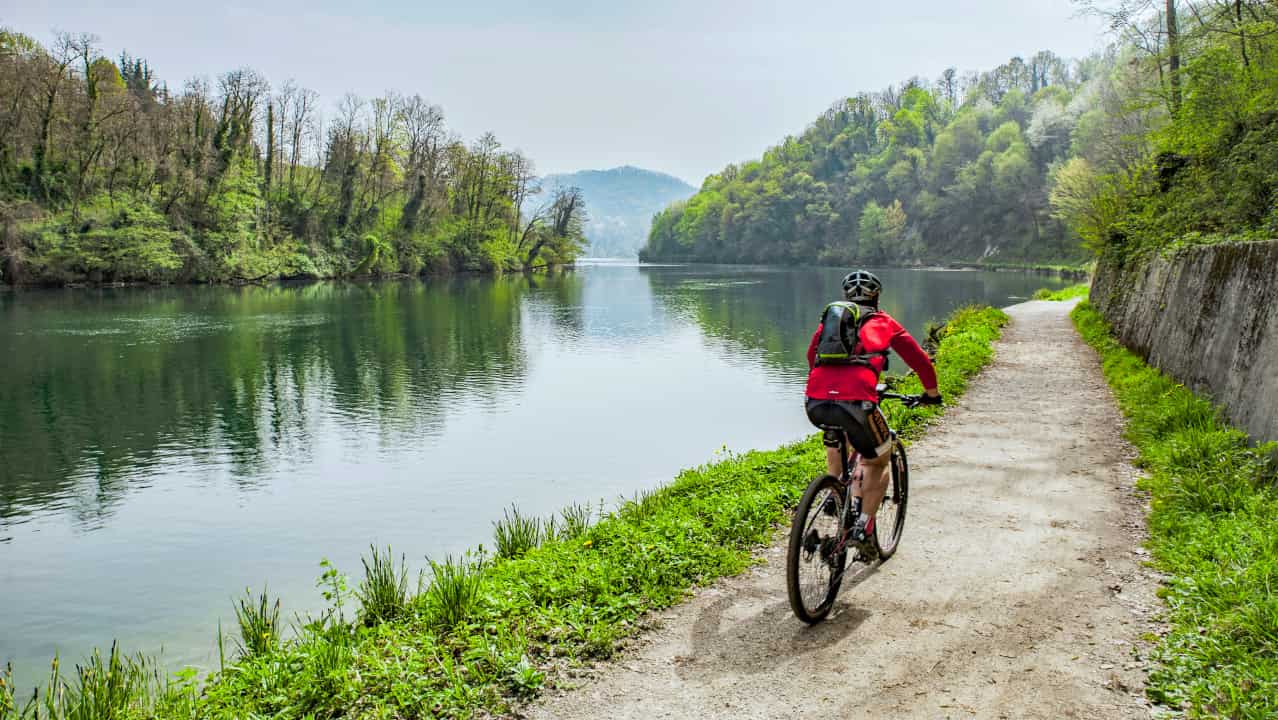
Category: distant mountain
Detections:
[{"x1": 541, "y1": 166, "x2": 695, "y2": 258}]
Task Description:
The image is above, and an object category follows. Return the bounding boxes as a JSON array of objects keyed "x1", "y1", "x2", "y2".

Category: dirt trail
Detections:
[{"x1": 526, "y1": 300, "x2": 1162, "y2": 720}]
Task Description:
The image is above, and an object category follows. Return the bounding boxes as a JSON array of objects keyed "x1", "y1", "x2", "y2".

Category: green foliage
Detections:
[
  {"x1": 316, "y1": 558, "x2": 355, "y2": 625},
  {"x1": 21, "y1": 194, "x2": 183, "y2": 283},
  {"x1": 233, "y1": 587, "x2": 281, "y2": 659},
  {"x1": 1061, "y1": 4, "x2": 1278, "y2": 258},
  {"x1": 642, "y1": 53, "x2": 1090, "y2": 266},
  {"x1": 647, "y1": 5, "x2": 1278, "y2": 267},
  {"x1": 421, "y1": 554, "x2": 486, "y2": 631},
  {"x1": 1032, "y1": 283, "x2": 1089, "y2": 301},
  {"x1": 356, "y1": 545, "x2": 411, "y2": 625},
  {"x1": 557, "y1": 502, "x2": 594, "y2": 541},
  {"x1": 492, "y1": 506, "x2": 544, "y2": 560},
  {"x1": 0, "y1": 644, "x2": 201, "y2": 720},
  {"x1": 0, "y1": 35, "x2": 585, "y2": 285},
  {"x1": 1072, "y1": 302, "x2": 1278, "y2": 718},
  {"x1": 508, "y1": 656, "x2": 545, "y2": 697}
]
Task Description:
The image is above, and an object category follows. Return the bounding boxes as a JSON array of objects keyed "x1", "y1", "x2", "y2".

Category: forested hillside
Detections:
[
  {"x1": 542, "y1": 166, "x2": 693, "y2": 257},
  {"x1": 645, "y1": 1, "x2": 1278, "y2": 268},
  {"x1": 0, "y1": 30, "x2": 587, "y2": 285},
  {"x1": 642, "y1": 50, "x2": 1101, "y2": 265}
]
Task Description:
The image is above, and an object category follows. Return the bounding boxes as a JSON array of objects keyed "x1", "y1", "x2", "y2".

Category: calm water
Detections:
[{"x1": 0, "y1": 262, "x2": 1068, "y2": 683}]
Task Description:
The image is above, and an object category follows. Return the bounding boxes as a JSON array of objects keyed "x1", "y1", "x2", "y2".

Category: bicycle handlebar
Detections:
[{"x1": 879, "y1": 392, "x2": 925, "y2": 408}]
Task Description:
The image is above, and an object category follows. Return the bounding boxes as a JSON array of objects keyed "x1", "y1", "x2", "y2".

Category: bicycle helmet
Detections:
[{"x1": 842, "y1": 270, "x2": 882, "y2": 305}]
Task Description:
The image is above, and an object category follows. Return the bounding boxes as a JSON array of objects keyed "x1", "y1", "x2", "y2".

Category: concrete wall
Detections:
[{"x1": 1091, "y1": 240, "x2": 1278, "y2": 443}]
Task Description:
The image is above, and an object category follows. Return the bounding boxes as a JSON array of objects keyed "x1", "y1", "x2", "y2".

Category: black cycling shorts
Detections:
[{"x1": 804, "y1": 398, "x2": 893, "y2": 459}]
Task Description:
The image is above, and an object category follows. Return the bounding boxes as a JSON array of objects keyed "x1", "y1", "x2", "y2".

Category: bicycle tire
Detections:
[
  {"x1": 873, "y1": 440, "x2": 909, "y2": 559},
  {"x1": 786, "y1": 474, "x2": 848, "y2": 624}
]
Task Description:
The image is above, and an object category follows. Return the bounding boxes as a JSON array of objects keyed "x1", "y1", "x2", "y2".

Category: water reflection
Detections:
[
  {"x1": 0, "y1": 278, "x2": 553, "y2": 529},
  {"x1": 645, "y1": 265, "x2": 1067, "y2": 374}
]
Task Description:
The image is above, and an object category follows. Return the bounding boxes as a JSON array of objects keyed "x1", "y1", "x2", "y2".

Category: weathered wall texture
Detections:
[{"x1": 1091, "y1": 240, "x2": 1278, "y2": 443}]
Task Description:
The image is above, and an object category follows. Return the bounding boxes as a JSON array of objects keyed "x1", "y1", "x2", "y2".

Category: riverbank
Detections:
[
  {"x1": 626, "y1": 256, "x2": 1090, "y2": 280},
  {"x1": 948, "y1": 260, "x2": 1092, "y2": 279},
  {"x1": 1033, "y1": 283, "x2": 1089, "y2": 301},
  {"x1": 528, "y1": 301, "x2": 1160, "y2": 719},
  {"x1": 1072, "y1": 302, "x2": 1278, "y2": 717},
  {"x1": 0, "y1": 259, "x2": 573, "y2": 290},
  {"x1": 0, "y1": 198, "x2": 579, "y2": 288},
  {"x1": 1, "y1": 304, "x2": 1008, "y2": 719}
]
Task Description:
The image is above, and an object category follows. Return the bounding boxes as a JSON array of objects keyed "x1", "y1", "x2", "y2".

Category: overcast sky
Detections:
[{"x1": 6, "y1": 1, "x2": 1107, "y2": 185}]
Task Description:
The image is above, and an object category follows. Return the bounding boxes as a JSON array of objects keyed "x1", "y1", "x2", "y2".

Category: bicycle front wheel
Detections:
[
  {"x1": 786, "y1": 475, "x2": 848, "y2": 624},
  {"x1": 874, "y1": 439, "x2": 909, "y2": 559}
]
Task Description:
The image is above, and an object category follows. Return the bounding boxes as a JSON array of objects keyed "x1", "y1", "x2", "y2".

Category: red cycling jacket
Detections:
[{"x1": 805, "y1": 310, "x2": 938, "y2": 403}]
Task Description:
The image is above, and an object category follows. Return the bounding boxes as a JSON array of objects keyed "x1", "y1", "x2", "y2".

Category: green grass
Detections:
[
  {"x1": 1032, "y1": 283, "x2": 1090, "y2": 301},
  {"x1": 492, "y1": 506, "x2": 544, "y2": 560},
  {"x1": 1072, "y1": 302, "x2": 1278, "y2": 719},
  {"x1": 421, "y1": 554, "x2": 486, "y2": 630},
  {"x1": 356, "y1": 545, "x2": 412, "y2": 625},
  {"x1": 0, "y1": 644, "x2": 202, "y2": 720},
  {"x1": 556, "y1": 502, "x2": 594, "y2": 541},
  {"x1": 232, "y1": 587, "x2": 281, "y2": 659},
  {"x1": 4, "y1": 304, "x2": 1009, "y2": 720}
]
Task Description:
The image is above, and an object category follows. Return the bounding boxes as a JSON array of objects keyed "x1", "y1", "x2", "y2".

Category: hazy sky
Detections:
[{"x1": 7, "y1": 1, "x2": 1106, "y2": 185}]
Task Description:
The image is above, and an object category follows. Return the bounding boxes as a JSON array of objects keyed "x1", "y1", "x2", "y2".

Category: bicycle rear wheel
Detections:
[
  {"x1": 873, "y1": 440, "x2": 909, "y2": 559},
  {"x1": 786, "y1": 475, "x2": 848, "y2": 624}
]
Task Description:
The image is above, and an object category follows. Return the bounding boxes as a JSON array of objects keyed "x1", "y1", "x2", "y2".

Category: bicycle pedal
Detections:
[{"x1": 848, "y1": 536, "x2": 878, "y2": 563}]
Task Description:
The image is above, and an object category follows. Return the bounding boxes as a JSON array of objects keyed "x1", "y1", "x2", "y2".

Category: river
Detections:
[{"x1": 0, "y1": 262, "x2": 1070, "y2": 685}]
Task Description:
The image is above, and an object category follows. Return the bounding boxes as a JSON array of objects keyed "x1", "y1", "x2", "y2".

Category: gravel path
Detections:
[{"x1": 524, "y1": 300, "x2": 1162, "y2": 720}]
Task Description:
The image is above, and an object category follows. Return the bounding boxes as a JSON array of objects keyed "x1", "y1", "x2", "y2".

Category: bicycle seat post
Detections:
[{"x1": 819, "y1": 425, "x2": 852, "y2": 483}]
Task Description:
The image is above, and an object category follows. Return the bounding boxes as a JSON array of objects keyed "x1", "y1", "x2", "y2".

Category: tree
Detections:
[
  {"x1": 1049, "y1": 157, "x2": 1122, "y2": 251},
  {"x1": 524, "y1": 186, "x2": 586, "y2": 268},
  {"x1": 30, "y1": 33, "x2": 76, "y2": 200},
  {"x1": 1167, "y1": 0, "x2": 1181, "y2": 113}
]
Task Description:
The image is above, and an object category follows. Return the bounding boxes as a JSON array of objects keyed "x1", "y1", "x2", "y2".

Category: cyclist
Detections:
[{"x1": 804, "y1": 270, "x2": 942, "y2": 552}]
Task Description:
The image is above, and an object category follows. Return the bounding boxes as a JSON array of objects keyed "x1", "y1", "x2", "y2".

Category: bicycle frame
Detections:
[
  {"x1": 821, "y1": 387, "x2": 917, "y2": 527},
  {"x1": 823, "y1": 432, "x2": 863, "y2": 516}
]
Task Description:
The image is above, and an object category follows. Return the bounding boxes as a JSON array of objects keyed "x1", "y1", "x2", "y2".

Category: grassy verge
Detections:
[
  {"x1": 1071, "y1": 302, "x2": 1278, "y2": 718},
  {"x1": 1032, "y1": 283, "x2": 1090, "y2": 301},
  {"x1": 2, "y1": 306, "x2": 1008, "y2": 720}
]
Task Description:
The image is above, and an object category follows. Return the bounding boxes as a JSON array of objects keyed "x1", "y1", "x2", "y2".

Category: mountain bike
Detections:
[{"x1": 785, "y1": 388, "x2": 920, "y2": 624}]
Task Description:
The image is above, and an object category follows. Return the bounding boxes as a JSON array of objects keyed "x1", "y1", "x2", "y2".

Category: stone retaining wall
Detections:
[{"x1": 1091, "y1": 240, "x2": 1278, "y2": 443}]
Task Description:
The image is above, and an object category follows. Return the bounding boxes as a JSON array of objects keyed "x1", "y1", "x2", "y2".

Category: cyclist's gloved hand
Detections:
[{"x1": 918, "y1": 393, "x2": 943, "y2": 406}]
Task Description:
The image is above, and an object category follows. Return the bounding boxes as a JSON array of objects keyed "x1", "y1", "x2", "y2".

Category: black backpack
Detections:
[{"x1": 814, "y1": 301, "x2": 889, "y2": 367}]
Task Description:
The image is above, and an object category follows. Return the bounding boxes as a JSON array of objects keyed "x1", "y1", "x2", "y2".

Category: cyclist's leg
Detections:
[
  {"x1": 822, "y1": 442, "x2": 846, "y2": 478},
  {"x1": 842, "y1": 402, "x2": 894, "y2": 515},
  {"x1": 858, "y1": 452, "x2": 892, "y2": 515}
]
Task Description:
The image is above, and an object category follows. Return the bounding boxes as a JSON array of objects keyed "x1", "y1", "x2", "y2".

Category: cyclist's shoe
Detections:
[{"x1": 850, "y1": 515, "x2": 879, "y2": 560}]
